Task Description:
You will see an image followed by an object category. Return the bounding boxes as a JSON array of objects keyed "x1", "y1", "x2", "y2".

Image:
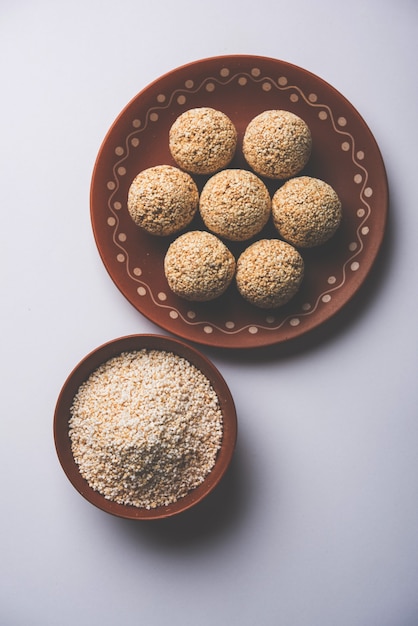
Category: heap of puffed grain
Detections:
[
  {"x1": 164, "y1": 230, "x2": 236, "y2": 302},
  {"x1": 272, "y1": 176, "x2": 342, "y2": 247},
  {"x1": 199, "y1": 169, "x2": 271, "y2": 241},
  {"x1": 127, "y1": 165, "x2": 199, "y2": 236},
  {"x1": 243, "y1": 110, "x2": 312, "y2": 180},
  {"x1": 236, "y1": 239, "x2": 304, "y2": 309},
  {"x1": 69, "y1": 349, "x2": 223, "y2": 509},
  {"x1": 169, "y1": 107, "x2": 237, "y2": 175}
]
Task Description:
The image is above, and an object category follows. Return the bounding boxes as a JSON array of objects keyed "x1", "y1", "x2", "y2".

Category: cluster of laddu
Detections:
[{"x1": 126, "y1": 107, "x2": 342, "y2": 309}]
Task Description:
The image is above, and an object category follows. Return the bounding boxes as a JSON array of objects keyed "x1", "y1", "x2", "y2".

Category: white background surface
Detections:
[{"x1": 1, "y1": 1, "x2": 418, "y2": 625}]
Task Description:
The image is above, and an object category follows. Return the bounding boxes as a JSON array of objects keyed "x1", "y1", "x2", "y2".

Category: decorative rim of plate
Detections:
[{"x1": 90, "y1": 55, "x2": 388, "y2": 349}]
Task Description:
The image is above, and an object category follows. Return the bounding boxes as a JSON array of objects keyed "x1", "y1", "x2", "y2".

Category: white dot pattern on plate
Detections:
[{"x1": 101, "y1": 62, "x2": 378, "y2": 341}]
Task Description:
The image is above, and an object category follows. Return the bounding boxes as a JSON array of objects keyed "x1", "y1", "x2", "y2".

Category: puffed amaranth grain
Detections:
[
  {"x1": 243, "y1": 110, "x2": 312, "y2": 179},
  {"x1": 127, "y1": 165, "x2": 199, "y2": 236},
  {"x1": 272, "y1": 176, "x2": 342, "y2": 247},
  {"x1": 69, "y1": 349, "x2": 223, "y2": 510},
  {"x1": 236, "y1": 239, "x2": 304, "y2": 309},
  {"x1": 164, "y1": 230, "x2": 236, "y2": 302},
  {"x1": 199, "y1": 169, "x2": 271, "y2": 241},
  {"x1": 169, "y1": 107, "x2": 237, "y2": 175}
]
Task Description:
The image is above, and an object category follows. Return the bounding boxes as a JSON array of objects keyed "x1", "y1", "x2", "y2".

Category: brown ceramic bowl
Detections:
[
  {"x1": 54, "y1": 334, "x2": 237, "y2": 520},
  {"x1": 90, "y1": 54, "x2": 388, "y2": 349}
]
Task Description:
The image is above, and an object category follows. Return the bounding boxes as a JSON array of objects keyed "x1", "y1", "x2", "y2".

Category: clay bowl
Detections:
[{"x1": 54, "y1": 334, "x2": 237, "y2": 520}]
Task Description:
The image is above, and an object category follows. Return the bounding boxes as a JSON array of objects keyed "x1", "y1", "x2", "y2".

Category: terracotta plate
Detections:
[{"x1": 90, "y1": 55, "x2": 388, "y2": 348}]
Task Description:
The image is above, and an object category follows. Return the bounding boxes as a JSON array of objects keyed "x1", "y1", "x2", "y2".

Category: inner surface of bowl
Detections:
[{"x1": 54, "y1": 334, "x2": 237, "y2": 520}]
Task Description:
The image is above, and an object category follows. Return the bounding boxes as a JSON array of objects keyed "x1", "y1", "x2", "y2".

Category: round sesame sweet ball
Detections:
[
  {"x1": 164, "y1": 230, "x2": 236, "y2": 302},
  {"x1": 169, "y1": 107, "x2": 237, "y2": 175},
  {"x1": 127, "y1": 165, "x2": 199, "y2": 236},
  {"x1": 242, "y1": 110, "x2": 312, "y2": 179},
  {"x1": 236, "y1": 239, "x2": 304, "y2": 309},
  {"x1": 272, "y1": 176, "x2": 342, "y2": 248},
  {"x1": 199, "y1": 169, "x2": 271, "y2": 242}
]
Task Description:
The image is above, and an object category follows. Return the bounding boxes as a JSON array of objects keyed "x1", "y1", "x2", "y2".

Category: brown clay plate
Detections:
[{"x1": 90, "y1": 55, "x2": 388, "y2": 349}]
